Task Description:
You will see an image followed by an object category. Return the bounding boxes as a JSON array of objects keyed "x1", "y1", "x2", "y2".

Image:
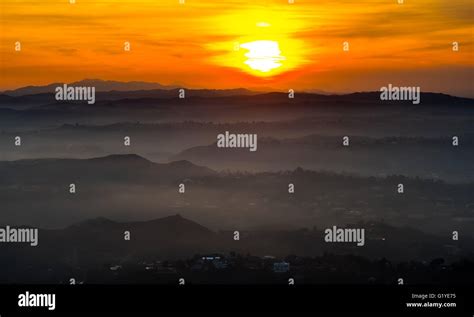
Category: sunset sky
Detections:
[{"x1": 1, "y1": 0, "x2": 473, "y2": 96}]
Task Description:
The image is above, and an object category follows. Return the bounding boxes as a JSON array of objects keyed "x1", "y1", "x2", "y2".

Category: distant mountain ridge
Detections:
[
  {"x1": 1, "y1": 91, "x2": 472, "y2": 114},
  {"x1": 1, "y1": 80, "x2": 472, "y2": 102},
  {"x1": 1, "y1": 79, "x2": 258, "y2": 98},
  {"x1": 1, "y1": 79, "x2": 178, "y2": 96}
]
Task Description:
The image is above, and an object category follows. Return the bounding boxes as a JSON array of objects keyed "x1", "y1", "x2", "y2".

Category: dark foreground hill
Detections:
[{"x1": 0, "y1": 214, "x2": 472, "y2": 278}]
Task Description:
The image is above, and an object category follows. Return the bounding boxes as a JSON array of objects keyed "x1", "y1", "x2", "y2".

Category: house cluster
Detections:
[{"x1": 189, "y1": 253, "x2": 290, "y2": 273}]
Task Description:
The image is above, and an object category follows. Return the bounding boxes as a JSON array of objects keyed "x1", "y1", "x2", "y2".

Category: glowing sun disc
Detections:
[{"x1": 240, "y1": 40, "x2": 285, "y2": 73}]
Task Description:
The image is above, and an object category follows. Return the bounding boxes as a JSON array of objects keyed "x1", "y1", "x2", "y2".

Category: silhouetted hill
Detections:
[
  {"x1": 172, "y1": 133, "x2": 474, "y2": 182},
  {"x1": 1, "y1": 79, "x2": 178, "y2": 96},
  {"x1": 1, "y1": 215, "x2": 472, "y2": 273},
  {"x1": 0, "y1": 80, "x2": 258, "y2": 104},
  {"x1": 1, "y1": 87, "x2": 472, "y2": 108},
  {"x1": 1, "y1": 88, "x2": 472, "y2": 133},
  {"x1": 3, "y1": 79, "x2": 473, "y2": 103},
  {"x1": 0, "y1": 215, "x2": 222, "y2": 269},
  {"x1": 0, "y1": 153, "x2": 473, "y2": 232},
  {"x1": 0, "y1": 154, "x2": 216, "y2": 185},
  {"x1": 62, "y1": 214, "x2": 216, "y2": 249}
]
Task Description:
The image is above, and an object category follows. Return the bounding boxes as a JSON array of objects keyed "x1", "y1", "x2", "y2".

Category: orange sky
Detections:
[{"x1": 1, "y1": 0, "x2": 473, "y2": 96}]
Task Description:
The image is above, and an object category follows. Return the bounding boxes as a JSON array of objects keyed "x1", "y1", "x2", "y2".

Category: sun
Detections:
[
  {"x1": 240, "y1": 40, "x2": 285, "y2": 73},
  {"x1": 208, "y1": 8, "x2": 308, "y2": 78}
]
